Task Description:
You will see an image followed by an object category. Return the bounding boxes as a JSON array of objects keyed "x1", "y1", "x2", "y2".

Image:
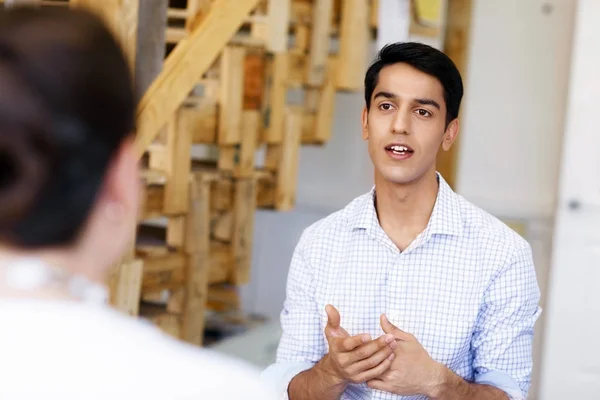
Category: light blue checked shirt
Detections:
[{"x1": 262, "y1": 174, "x2": 541, "y2": 400}]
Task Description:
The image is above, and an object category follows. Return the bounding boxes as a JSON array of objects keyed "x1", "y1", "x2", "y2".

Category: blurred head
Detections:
[
  {"x1": 362, "y1": 42, "x2": 463, "y2": 187},
  {"x1": 0, "y1": 7, "x2": 139, "y2": 279}
]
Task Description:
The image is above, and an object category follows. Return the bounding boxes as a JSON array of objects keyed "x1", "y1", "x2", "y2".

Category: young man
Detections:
[{"x1": 262, "y1": 42, "x2": 541, "y2": 400}]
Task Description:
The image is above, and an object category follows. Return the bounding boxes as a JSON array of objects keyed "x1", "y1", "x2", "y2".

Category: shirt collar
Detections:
[{"x1": 350, "y1": 173, "x2": 463, "y2": 237}]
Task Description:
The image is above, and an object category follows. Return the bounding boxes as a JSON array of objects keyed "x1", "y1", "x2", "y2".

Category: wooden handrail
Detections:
[{"x1": 134, "y1": 0, "x2": 261, "y2": 159}]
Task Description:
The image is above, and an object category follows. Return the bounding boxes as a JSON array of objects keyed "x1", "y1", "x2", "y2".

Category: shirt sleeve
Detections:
[
  {"x1": 261, "y1": 233, "x2": 327, "y2": 398},
  {"x1": 471, "y1": 242, "x2": 542, "y2": 399}
]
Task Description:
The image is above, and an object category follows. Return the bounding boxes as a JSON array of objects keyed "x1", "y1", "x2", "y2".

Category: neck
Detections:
[
  {"x1": 0, "y1": 245, "x2": 107, "y2": 301},
  {"x1": 374, "y1": 169, "x2": 439, "y2": 248}
]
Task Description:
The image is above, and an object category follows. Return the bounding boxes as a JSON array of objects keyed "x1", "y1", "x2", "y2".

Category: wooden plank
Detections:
[
  {"x1": 134, "y1": 0, "x2": 168, "y2": 102},
  {"x1": 218, "y1": 46, "x2": 246, "y2": 145},
  {"x1": 256, "y1": 171, "x2": 276, "y2": 208},
  {"x1": 236, "y1": 110, "x2": 259, "y2": 177},
  {"x1": 313, "y1": 57, "x2": 337, "y2": 143},
  {"x1": 212, "y1": 210, "x2": 234, "y2": 242},
  {"x1": 167, "y1": 216, "x2": 185, "y2": 248},
  {"x1": 141, "y1": 252, "x2": 187, "y2": 292},
  {"x1": 244, "y1": 52, "x2": 265, "y2": 110},
  {"x1": 231, "y1": 179, "x2": 256, "y2": 284},
  {"x1": 4, "y1": 0, "x2": 41, "y2": 7},
  {"x1": 109, "y1": 259, "x2": 143, "y2": 317},
  {"x1": 264, "y1": 53, "x2": 288, "y2": 143},
  {"x1": 181, "y1": 176, "x2": 211, "y2": 345},
  {"x1": 275, "y1": 107, "x2": 302, "y2": 210},
  {"x1": 436, "y1": 0, "x2": 472, "y2": 189},
  {"x1": 209, "y1": 242, "x2": 234, "y2": 284},
  {"x1": 306, "y1": 0, "x2": 334, "y2": 87},
  {"x1": 188, "y1": 103, "x2": 218, "y2": 143},
  {"x1": 141, "y1": 185, "x2": 164, "y2": 220},
  {"x1": 336, "y1": 0, "x2": 369, "y2": 91},
  {"x1": 211, "y1": 178, "x2": 234, "y2": 211},
  {"x1": 163, "y1": 108, "x2": 193, "y2": 214},
  {"x1": 266, "y1": 0, "x2": 291, "y2": 53},
  {"x1": 70, "y1": 0, "x2": 139, "y2": 76},
  {"x1": 264, "y1": 143, "x2": 281, "y2": 171},
  {"x1": 134, "y1": 0, "x2": 261, "y2": 159}
]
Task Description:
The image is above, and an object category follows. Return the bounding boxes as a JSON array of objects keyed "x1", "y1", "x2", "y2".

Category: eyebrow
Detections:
[{"x1": 373, "y1": 91, "x2": 441, "y2": 110}]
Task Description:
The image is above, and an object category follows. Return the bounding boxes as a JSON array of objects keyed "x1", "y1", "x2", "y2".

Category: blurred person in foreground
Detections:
[
  {"x1": 0, "y1": 6, "x2": 276, "y2": 400},
  {"x1": 263, "y1": 42, "x2": 541, "y2": 400}
]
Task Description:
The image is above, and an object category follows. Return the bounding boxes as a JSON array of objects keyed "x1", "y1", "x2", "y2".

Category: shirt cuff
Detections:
[
  {"x1": 475, "y1": 370, "x2": 525, "y2": 400},
  {"x1": 261, "y1": 362, "x2": 315, "y2": 400}
]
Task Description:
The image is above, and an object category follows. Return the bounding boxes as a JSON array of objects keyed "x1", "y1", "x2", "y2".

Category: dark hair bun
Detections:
[{"x1": 0, "y1": 7, "x2": 135, "y2": 248}]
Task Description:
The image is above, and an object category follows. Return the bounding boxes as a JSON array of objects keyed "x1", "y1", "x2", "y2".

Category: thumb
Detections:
[
  {"x1": 326, "y1": 305, "x2": 348, "y2": 338},
  {"x1": 380, "y1": 314, "x2": 412, "y2": 341}
]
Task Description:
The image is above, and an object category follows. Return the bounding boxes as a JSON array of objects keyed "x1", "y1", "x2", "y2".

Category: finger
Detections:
[
  {"x1": 339, "y1": 333, "x2": 371, "y2": 352},
  {"x1": 380, "y1": 314, "x2": 413, "y2": 341},
  {"x1": 366, "y1": 378, "x2": 388, "y2": 392},
  {"x1": 348, "y1": 340, "x2": 396, "y2": 375},
  {"x1": 350, "y1": 333, "x2": 395, "y2": 362},
  {"x1": 353, "y1": 353, "x2": 395, "y2": 384},
  {"x1": 325, "y1": 305, "x2": 349, "y2": 338}
]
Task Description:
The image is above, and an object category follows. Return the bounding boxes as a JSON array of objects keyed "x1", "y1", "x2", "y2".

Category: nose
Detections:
[{"x1": 391, "y1": 108, "x2": 410, "y2": 135}]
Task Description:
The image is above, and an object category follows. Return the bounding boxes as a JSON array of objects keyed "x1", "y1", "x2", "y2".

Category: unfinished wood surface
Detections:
[
  {"x1": 244, "y1": 52, "x2": 265, "y2": 110},
  {"x1": 135, "y1": 0, "x2": 168, "y2": 102},
  {"x1": 256, "y1": 169, "x2": 276, "y2": 207},
  {"x1": 167, "y1": 216, "x2": 185, "y2": 247},
  {"x1": 110, "y1": 259, "x2": 143, "y2": 317},
  {"x1": 236, "y1": 110, "x2": 260, "y2": 177},
  {"x1": 212, "y1": 210, "x2": 234, "y2": 242},
  {"x1": 275, "y1": 107, "x2": 302, "y2": 210},
  {"x1": 266, "y1": 0, "x2": 291, "y2": 53},
  {"x1": 141, "y1": 252, "x2": 187, "y2": 292},
  {"x1": 336, "y1": 0, "x2": 369, "y2": 91},
  {"x1": 182, "y1": 177, "x2": 211, "y2": 345},
  {"x1": 231, "y1": 179, "x2": 257, "y2": 284},
  {"x1": 264, "y1": 143, "x2": 281, "y2": 171},
  {"x1": 313, "y1": 57, "x2": 337, "y2": 143},
  {"x1": 3, "y1": 0, "x2": 41, "y2": 6},
  {"x1": 70, "y1": 0, "x2": 139, "y2": 75},
  {"x1": 163, "y1": 108, "x2": 193, "y2": 214},
  {"x1": 306, "y1": 0, "x2": 333, "y2": 87},
  {"x1": 218, "y1": 46, "x2": 246, "y2": 145},
  {"x1": 436, "y1": 0, "x2": 472, "y2": 189},
  {"x1": 186, "y1": 103, "x2": 217, "y2": 143},
  {"x1": 211, "y1": 179, "x2": 233, "y2": 210},
  {"x1": 264, "y1": 53, "x2": 288, "y2": 143},
  {"x1": 134, "y1": 0, "x2": 261, "y2": 159}
]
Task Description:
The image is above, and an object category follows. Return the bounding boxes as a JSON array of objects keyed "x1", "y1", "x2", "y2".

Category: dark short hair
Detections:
[
  {"x1": 0, "y1": 7, "x2": 135, "y2": 248},
  {"x1": 364, "y1": 42, "x2": 464, "y2": 126}
]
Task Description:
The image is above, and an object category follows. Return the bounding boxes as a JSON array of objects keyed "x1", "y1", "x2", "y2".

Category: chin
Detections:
[{"x1": 377, "y1": 167, "x2": 428, "y2": 186}]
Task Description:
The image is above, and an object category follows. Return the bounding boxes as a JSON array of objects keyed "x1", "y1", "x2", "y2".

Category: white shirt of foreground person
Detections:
[
  {"x1": 0, "y1": 261, "x2": 278, "y2": 400},
  {"x1": 262, "y1": 173, "x2": 541, "y2": 400}
]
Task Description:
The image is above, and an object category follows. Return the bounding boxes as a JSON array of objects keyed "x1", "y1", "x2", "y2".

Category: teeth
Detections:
[{"x1": 390, "y1": 145, "x2": 409, "y2": 152}]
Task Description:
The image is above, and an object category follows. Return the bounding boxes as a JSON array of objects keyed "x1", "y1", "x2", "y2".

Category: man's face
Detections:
[{"x1": 362, "y1": 62, "x2": 458, "y2": 186}]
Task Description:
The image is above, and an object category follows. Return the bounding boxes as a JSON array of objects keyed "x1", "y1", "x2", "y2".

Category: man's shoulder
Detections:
[
  {"x1": 297, "y1": 191, "x2": 371, "y2": 249},
  {"x1": 454, "y1": 192, "x2": 531, "y2": 253}
]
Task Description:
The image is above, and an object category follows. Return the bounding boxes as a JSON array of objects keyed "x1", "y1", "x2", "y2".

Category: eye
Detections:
[
  {"x1": 379, "y1": 103, "x2": 395, "y2": 111},
  {"x1": 416, "y1": 109, "x2": 432, "y2": 117}
]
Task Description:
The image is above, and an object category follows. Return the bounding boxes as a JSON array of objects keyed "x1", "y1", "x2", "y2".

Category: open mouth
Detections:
[{"x1": 385, "y1": 144, "x2": 414, "y2": 157}]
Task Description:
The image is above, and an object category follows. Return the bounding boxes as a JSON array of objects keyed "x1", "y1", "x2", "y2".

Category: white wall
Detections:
[{"x1": 455, "y1": 0, "x2": 576, "y2": 219}]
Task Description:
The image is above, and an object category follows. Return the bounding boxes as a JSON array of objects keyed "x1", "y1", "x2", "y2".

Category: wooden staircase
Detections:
[{"x1": 6, "y1": 0, "x2": 378, "y2": 346}]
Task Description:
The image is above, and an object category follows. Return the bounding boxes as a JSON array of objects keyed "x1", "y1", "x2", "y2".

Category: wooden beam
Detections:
[
  {"x1": 275, "y1": 107, "x2": 302, "y2": 210},
  {"x1": 70, "y1": 0, "x2": 139, "y2": 76},
  {"x1": 218, "y1": 46, "x2": 246, "y2": 145},
  {"x1": 266, "y1": 0, "x2": 291, "y2": 53},
  {"x1": 134, "y1": 0, "x2": 168, "y2": 102},
  {"x1": 436, "y1": 0, "x2": 473, "y2": 189},
  {"x1": 163, "y1": 108, "x2": 193, "y2": 215},
  {"x1": 336, "y1": 0, "x2": 369, "y2": 91},
  {"x1": 231, "y1": 179, "x2": 257, "y2": 284},
  {"x1": 134, "y1": 0, "x2": 261, "y2": 159},
  {"x1": 264, "y1": 53, "x2": 288, "y2": 143},
  {"x1": 181, "y1": 176, "x2": 211, "y2": 345},
  {"x1": 306, "y1": 0, "x2": 334, "y2": 87}
]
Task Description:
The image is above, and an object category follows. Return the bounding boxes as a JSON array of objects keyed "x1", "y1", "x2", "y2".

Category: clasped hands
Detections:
[{"x1": 320, "y1": 304, "x2": 446, "y2": 397}]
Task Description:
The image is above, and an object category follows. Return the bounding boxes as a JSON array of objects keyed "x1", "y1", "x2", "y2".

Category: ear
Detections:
[
  {"x1": 361, "y1": 106, "x2": 369, "y2": 140},
  {"x1": 441, "y1": 118, "x2": 459, "y2": 151},
  {"x1": 99, "y1": 136, "x2": 140, "y2": 222}
]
